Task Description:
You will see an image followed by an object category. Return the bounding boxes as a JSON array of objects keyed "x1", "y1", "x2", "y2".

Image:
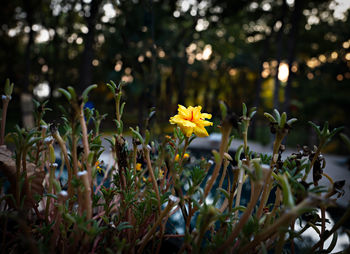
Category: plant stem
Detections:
[
  {"x1": 275, "y1": 230, "x2": 286, "y2": 254},
  {"x1": 257, "y1": 133, "x2": 284, "y2": 218},
  {"x1": 243, "y1": 130, "x2": 249, "y2": 160},
  {"x1": 79, "y1": 103, "x2": 92, "y2": 186},
  {"x1": 79, "y1": 171, "x2": 92, "y2": 221},
  {"x1": 71, "y1": 123, "x2": 78, "y2": 176},
  {"x1": 144, "y1": 147, "x2": 161, "y2": 214},
  {"x1": 217, "y1": 179, "x2": 263, "y2": 252},
  {"x1": 320, "y1": 206, "x2": 326, "y2": 250},
  {"x1": 45, "y1": 165, "x2": 55, "y2": 222},
  {"x1": 234, "y1": 167, "x2": 245, "y2": 219},
  {"x1": 239, "y1": 197, "x2": 318, "y2": 253},
  {"x1": 115, "y1": 92, "x2": 121, "y2": 122},
  {"x1": 218, "y1": 159, "x2": 229, "y2": 189},
  {"x1": 137, "y1": 199, "x2": 177, "y2": 253},
  {"x1": 204, "y1": 125, "x2": 232, "y2": 198},
  {"x1": 265, "y1": 187, "x2": 282, "y2": 226},
  {"x1": 310, "y1": 205, "x2": 350, "y2": 252},
  {"x1": 52, "y1": 131, "x2": 73, "y2": 204},
  {"x1": 0, "y1": 98, "x2": 9, "y2": 145}
]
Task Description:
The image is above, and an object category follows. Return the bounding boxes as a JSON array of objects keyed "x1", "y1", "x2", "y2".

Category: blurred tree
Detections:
[{"x1": 0, "y1": 0, "x2": 349, "y2": 151}]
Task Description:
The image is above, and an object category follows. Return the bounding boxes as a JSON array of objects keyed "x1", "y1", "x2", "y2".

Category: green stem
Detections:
[
  {"x1": 0, "y1": 98, "x2": 9, "y2": 145},
  {"x1": 144, "y1": 147, "x2": 161, "y2": 214},
  {"x1": 234, "y1": 167, "x2": 245, "y2": 219},
  {"x1": 52, "y1": 131, "x2": 73, "y2": 204},
  {"x1": 239, "y1": 197, "x2": 318, "y2": 254},
  {"x1": 137, "y1": 199, "x2": 177, "y2": 254},
  {"x1": 45, "y1": 165, "x2": 55, "y2": 222},
  {"x1": 218, "y1": 159, "x2": 229, "y2": 189},
  {"x1": 115, "y1": 92, "x2": 121, "y2": 122},
  {"x1": 257, "y1": 133, "x2": 284, "y2": 218},
  {"x1": 78, "y1": 104, "x2": 92, "y2": 185},
  {"x1": 204, "y1": 125, "x2": 232, "y2": 198},
  {"x1": 217, "y1": 179, "x2": 263, "y2": 252}
]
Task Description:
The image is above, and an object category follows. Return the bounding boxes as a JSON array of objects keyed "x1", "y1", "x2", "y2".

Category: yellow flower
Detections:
[
  {"x1": 95, "y1": 160, "x2": 102, "y2": 173},
  {"x1": 169, "y1": 105, "x2": 213, "y2": 137},
  {"x1": 136, "y1": 163, "x2": 142, "y2": 171},
  {"x1": 175, "y1": 153, "x2": 190, "y2": 162},
  {"x1": 159, "y1": 169, "x2": 164, "y2": 179}
]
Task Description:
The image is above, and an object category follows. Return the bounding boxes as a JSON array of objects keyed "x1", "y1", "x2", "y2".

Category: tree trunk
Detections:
[
  {"x1": 79, "y1": 0, "x2": 102, "y2": 93},
  {"x1": 21, "y1": 0, "x2": 36, "y2": 129},
  {"x1": 273, "y1": 0, "x2": 288, "y2": 111},
  {"x1": 284, "y1": 0, "x2": 303, "y2": 115}
]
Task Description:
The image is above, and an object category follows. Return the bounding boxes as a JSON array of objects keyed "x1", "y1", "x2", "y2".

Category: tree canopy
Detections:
[{"x1": 1, "y1": 0, "x2": 349, "y2": 151}]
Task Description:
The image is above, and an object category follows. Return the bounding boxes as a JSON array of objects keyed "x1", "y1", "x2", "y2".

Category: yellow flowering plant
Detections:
[
  {"x1": 0, "y1": 79, "x2": 348, "y2": 253},
  {"x1": 169, "y1": 105, "x2": 213, "y2": 137}
]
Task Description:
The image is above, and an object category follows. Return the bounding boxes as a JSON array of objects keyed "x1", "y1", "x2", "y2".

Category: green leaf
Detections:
[
  {"x1": 308, "y1": 121, "x2": 321, "y2": 137},
  {"x1": 120, "y1": 102, "x2": 126, "y2": 118},
  {"x1": 242, "y1": 103, "x2": 247, "y2": 117},
  {"x1": 53, "y1": 179, "x2": 62, "y2": 193},
  {"x1": 252, "y1": 159, "x2": 263, "y2": 181},
  {"x1": 145, "y1": 129, "x2": 151, "y2": 145},
  {"x1": 287, "y1": 118, "x2": 297, "y2": 126},
  {"x1": 67, "y1": 86, "x2": 77, "y2": 100},
  {"x1": 340, "y1": 133, "x2": 350, "y2": 152},
  {"x1": 264, "y1": 112, "x2": 276, "y2": 123},
  {"x1": 219, "y1": 101, "x2": 227, "y2": 120},
  {"x1": 82, "y1": 84, "x2": 98, "y2": 102},
  {"x1": 235, "y1": 145, "x2": 244, "y2": 163},
  {"x1": 321, "y1": 121, "x2": 329, "y2": 136},
  {"x1": 106, "y1": 83, "x2": 115, "y2": 94},
  {"x1": 63, "y1": 213, "x2": 76, "y2": 224},
  {"x1": 4, "y1": 78, "x2": 14, "y2": 96},
  {"x1": 217, "y1": 188, "x2": 229, "y2": 199},
  {"x1": 227, "y1": 135, "x2": 235, "y2": 149},
  {"x1": 279, "y1": 173, "x2": 295, "y2": 208},
  {"x1": 130, "y1": 127, "x2": 144, "y2": 144},
  {"x1": 249, "y1": 110, "x2": 257, "y2": 119},
  {"x1": 326, "y1": 231, "x2": 338, "y2": 253},
  {"x1": 212, "y1": 150, "x2": 220, "y2": 164},
  {"x1": 45, "y1": 193, "x2": 58, "y2": 200},
  {"x1": 280, "y1": 112, "x2": 287, "y2": 129},
  {"x1": 109, "y1": 80, "x2": 117, "y2": 90},
  {"x1": 231, "y1": 206, "x2": 246, "y2": 212},
  {"x1": 328, "y1": 126, "x2": 344, "y2": 142},
  {"x1": 273, "y1": 109, "x2": 281, "y2": 124},
  {"x1": 58, "y1": 88, "x2": 71, "y2": 101}
]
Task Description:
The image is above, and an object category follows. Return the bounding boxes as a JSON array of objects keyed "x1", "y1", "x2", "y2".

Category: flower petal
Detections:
[
  {"x1": 199, "y1": 120, "x2": 213, "y2": 127},
  {"x1": 181, "y1": 126, "x2": 194, "y2": 137},
  {"x1": 170, "y1": 105, "x2": 213, "y2": 138},
  {"x1": 178, "y1": 105, "x2": 191, "y2": 119},
  {"x1": 194, "y1": 126, "x2": 209, "y2": 137},
  {"x1": 171, "y1": 115, "x2": 196, "y2": 127},
  {"x1": 200, "y1": 113, "x2": 212, "y2": 120}
]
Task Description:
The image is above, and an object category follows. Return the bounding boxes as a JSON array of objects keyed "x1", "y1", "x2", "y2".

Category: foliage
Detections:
[{"x1": 0, "y1": 80, "x2": 348, "y2": 253}]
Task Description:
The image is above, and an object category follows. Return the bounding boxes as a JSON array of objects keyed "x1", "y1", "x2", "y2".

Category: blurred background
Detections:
[{"x1": 1, "y1": 0, "x2": 350, "y2": 153}]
